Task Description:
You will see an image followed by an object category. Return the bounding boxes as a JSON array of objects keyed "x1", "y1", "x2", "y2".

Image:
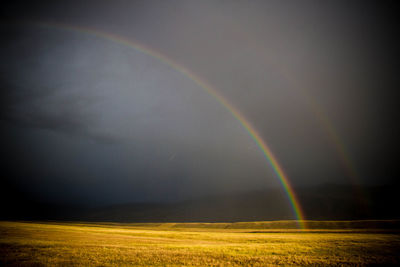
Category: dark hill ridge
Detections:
[{"x1": 1, "y1": 184, "x2": 398, "y2": 222}]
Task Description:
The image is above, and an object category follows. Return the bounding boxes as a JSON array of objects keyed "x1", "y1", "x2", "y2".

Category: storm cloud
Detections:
[{"x1": 0, "y1": 1, "x2": 397, "y2": 206}]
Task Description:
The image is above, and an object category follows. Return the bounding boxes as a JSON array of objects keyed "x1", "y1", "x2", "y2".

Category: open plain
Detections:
[{"x1": 1, "y1": 221, "x2": 399, "y2": 266}]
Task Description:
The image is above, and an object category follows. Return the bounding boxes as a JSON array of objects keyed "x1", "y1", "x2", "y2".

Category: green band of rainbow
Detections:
[{"x1": 28, "y1": 21, "x2": 306, "y2": 229}]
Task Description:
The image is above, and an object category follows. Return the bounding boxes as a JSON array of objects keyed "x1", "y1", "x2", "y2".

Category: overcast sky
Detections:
[{"x1": 1, "y1": 1, "x2": 397, "y2": 205}]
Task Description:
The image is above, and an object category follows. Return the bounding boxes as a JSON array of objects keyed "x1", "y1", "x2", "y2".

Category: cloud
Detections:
[
  {"x1": 0, "y1": 77, "x2": 120, "y2": 144},
  {"x1": 1, "y1": 1, "x2": 397, "y2": 206}
]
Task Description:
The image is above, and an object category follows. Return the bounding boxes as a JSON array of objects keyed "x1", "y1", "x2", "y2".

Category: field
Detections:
[{"x1": 1, "y1": 221, "x2": 399, "y2": 266}]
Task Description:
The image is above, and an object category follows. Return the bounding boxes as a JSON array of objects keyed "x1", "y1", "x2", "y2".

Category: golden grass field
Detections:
[{"x1": 1, "y1": 221, "x2": 399, "y2": 266}]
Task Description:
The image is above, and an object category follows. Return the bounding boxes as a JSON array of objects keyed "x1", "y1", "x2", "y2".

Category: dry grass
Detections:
[{"x1": 1, "y1": 221, "x2": 399, "y2": 266}]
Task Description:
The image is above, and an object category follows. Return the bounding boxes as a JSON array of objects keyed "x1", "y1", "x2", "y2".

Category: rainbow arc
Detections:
[{"x1": 23, "y1": 21, "x2": 307, "y2": 229}]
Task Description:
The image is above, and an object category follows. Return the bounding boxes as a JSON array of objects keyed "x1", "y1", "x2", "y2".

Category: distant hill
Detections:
[
  {"x1": 299, "y1": 184, "x2": 399, "y2": 220},
  {"x1": 1, "y1": 184, "x2": 398, "y2": 222}
]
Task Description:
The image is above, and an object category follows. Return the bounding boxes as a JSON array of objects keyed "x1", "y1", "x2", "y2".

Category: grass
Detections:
[{"x1": 1, "y1": 221, "x2": 399, "y2": 266}]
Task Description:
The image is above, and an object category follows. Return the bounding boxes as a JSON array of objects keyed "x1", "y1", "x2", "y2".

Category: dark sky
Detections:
[{"x1": 0, "y1": 1, "x2": 398, "y2": 206}]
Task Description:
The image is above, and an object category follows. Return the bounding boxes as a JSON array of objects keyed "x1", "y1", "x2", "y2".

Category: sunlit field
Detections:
[{"x1": 1, "y1": 221, "x2": 399, "y2": 266}]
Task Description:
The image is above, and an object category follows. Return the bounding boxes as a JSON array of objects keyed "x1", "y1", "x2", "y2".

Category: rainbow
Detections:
[
  {"x1": 234, "y1": 26, "x2": 362, "y2": 188},
  {"x1": 228, "y1": 24, "x2": 366, "y2": 208},
  {"x1": 241, "y1": 43, "x2": 366, "y2": 205},
  {"x1": 21, "y1": 21, "x2": 307, "y2": 229}
]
